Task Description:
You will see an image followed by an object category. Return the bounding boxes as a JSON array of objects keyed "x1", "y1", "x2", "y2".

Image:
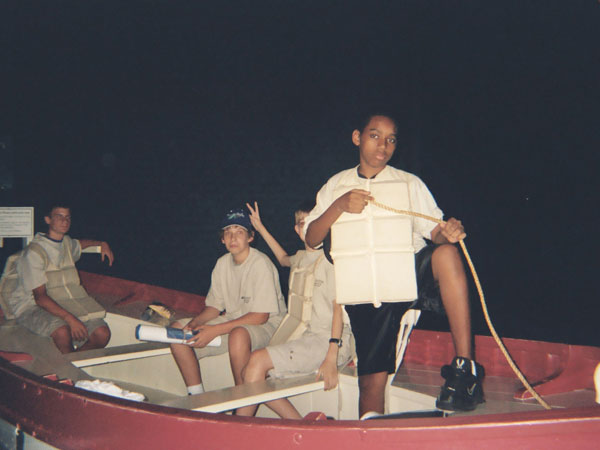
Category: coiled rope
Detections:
[{"x1": 370, "y1": 199, "x2": 552, "y2": 410}]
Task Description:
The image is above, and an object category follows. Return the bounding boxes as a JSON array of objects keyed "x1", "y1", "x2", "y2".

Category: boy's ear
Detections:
[
  {"x1": 44, "y1": 216, "x2": 51, "y2": 225},
  {"x1": 351, "y1": 129, "x2": 361, "y2": 146},
  {"x1": 248, "y1": 232, "x2": 254, "y2": 243},
  {"x1": 294, "y1": 224, "x2": 302, "y2": 238}
]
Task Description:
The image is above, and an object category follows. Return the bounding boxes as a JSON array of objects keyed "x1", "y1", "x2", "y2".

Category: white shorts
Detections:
[{"x1": 267, "y1": 330, "x2": 352, "y2": 379}]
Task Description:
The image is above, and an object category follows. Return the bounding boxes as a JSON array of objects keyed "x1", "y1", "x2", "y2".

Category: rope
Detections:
[{"x1": 370, "y1": 199, "x2": 552, "y2": 410}]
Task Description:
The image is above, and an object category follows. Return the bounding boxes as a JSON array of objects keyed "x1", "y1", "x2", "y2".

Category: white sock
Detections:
[{"x1": 187, "y1": 383, "x2": 204, "y2": 395}]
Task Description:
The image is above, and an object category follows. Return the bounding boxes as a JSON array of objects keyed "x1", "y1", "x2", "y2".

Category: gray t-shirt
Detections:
[{"x1": 205, "y1": 247, "x2": 286, "y2": 326}]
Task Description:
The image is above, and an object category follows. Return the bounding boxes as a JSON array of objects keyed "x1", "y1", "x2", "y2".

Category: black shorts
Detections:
[{"x1": 345, "y1": 244, "x2": 445, "y2": 376}]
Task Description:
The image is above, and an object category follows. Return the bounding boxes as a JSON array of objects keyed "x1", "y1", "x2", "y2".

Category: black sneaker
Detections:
[{"x1": 435, "y1": 356, "x2": 485, "y2": 411}]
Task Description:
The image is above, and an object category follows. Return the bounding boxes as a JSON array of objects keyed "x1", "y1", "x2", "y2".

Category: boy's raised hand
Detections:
[
  {"x1": 246, "y1": 201, "x2": 266, "y2": 233},
  {"x1": 334, "y1": 189, "x2": 372, "y2": 214}
]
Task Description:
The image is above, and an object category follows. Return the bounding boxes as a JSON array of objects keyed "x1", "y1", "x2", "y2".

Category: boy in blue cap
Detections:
[{"x1": 170, "y1": 208, "x2": 287, "y2": 395}]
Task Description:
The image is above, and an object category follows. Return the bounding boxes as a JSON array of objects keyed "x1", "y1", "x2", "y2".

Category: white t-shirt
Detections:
[
  {"x1": 205, "y1": 247, "x2": 286, "y2": 326},
  {"x1": 304, "y1": 165, "x2": 443, "y2": 253}
]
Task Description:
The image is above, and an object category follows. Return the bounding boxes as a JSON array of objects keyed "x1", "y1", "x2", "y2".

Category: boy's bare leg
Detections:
[
  {"x1": 228, "y1": 327, "x2": 253, "y2": 386},
  {"x1": 432, "y1": 244, "x2": 472, "y2": 358},
  {"x1": 236, "y1": 348, "x2": 272, "y2": 416},
  {"x1": 51, "y1": 325, "x2": 74, "y2": 354},
  {"x1": 358, "y1": 371, "x2": 388, "y2": 417},
  {"x1": 77, "y1": 325, "x2": 111, "y2": 352},
  {"x1": 170, "y1": 320, "x2": 202, "y2": 386},
  {"x1": 236, "y1": 348, "x2": 302, "y2": 418},
  {"x1": 170, "y1": 343, "x2": 203, "y2": 386},
  {"x1": 265, "y1": 398, "x2": 303, "y2": 419}
]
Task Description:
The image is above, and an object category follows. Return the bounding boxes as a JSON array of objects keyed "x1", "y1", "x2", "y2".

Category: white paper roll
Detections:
[{"x1": 135, "y1": 325, "x2": 221, "y2": 346}]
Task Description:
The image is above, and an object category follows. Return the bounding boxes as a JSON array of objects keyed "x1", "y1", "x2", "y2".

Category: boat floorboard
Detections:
[{"x1": 392, "y1": 361, "x2": 597, "y2": 417}]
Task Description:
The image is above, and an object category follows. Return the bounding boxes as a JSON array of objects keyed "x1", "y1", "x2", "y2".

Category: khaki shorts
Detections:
[
  {"x1": 267, "y1": 330, "x2": 353, "y2": 379},
  {"x1": 16, "y1": 306, "x2": 107, "y2": 346},
  {"x1": 178, "y1": 315, "x2": 278, "y2": 360}
]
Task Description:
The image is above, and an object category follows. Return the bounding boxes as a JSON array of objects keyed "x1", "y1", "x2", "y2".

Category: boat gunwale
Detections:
[{"x1": 2, "y1": 350, "x2": 599, "y2": 430}]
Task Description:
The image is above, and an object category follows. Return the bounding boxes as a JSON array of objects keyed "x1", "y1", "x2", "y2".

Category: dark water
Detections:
[{"x1": 1, "y1": 1, "x2": 598, "y2": 347}]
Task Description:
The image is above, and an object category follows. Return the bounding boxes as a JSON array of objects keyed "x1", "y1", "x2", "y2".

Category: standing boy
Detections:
[
  {"x1": 7, "y1": 205, "x2": 113, "y2": 354},
  {"x1": 234, "y1": 201, "x2": 352, "y2": 418},
  {"x1": 304, "y1": 114, "x2": 484, "y2": 416},
  {"x1": 170, "y1": 208, "x2": 287, "y2": 395}
]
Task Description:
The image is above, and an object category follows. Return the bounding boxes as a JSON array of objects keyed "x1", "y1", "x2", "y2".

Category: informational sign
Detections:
[{"x1": 0, "y1": 207, "x2": 34, "y2": 246}]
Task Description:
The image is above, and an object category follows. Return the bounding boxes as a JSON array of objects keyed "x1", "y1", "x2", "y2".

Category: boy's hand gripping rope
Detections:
[{"x1": 369, "y1": 199, "x2": 552, "y2": 410}]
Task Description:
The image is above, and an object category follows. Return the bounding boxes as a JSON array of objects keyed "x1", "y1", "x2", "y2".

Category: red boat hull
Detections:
[
  {"x1": 1, "y1": 271, "x2": 599, "y2": 449},
  {"x1": 1, "y1": 356, "x2": 600, "y2": 450}
]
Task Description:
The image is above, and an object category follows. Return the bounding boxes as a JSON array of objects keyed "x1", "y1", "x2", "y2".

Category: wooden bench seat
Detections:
[{"x1": 159, "y1": 374, "x2": 326, "y2": 413}]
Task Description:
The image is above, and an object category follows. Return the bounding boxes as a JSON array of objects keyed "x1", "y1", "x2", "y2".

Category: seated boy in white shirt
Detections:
[{"x1": 170, "y1": 208, "x2": 287, "y2": 395}]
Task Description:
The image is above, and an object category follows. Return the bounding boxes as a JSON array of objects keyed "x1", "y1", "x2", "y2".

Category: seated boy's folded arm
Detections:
[
  {"x1": 79, "y1": 239, "x2": 114, "y2": 266},
  {"x1": 32, "y1": 285, "x2": 72, "y2": 320},
  {"x1": 32, "y1": 285, "x2": 88, "y2": 340},
  {"x1": 206, "y1": 312, "x2": 269, "y2": 337},
  {"x1": 185, "y1": 306, "x2": 221, "y2": 330}
]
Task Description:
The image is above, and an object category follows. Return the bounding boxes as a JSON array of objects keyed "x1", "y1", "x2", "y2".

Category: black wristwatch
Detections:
[{"x1": 329, "y1": 338, "x2": 342, "y2": 347}]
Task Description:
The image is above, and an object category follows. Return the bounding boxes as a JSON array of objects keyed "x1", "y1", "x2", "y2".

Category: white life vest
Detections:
[
  {"x1": 330, "y1": 177, "x2": 417, "y2": 307},
  {"x1": 43, "y1": 236, "x2": 106, "y2": 321},
  {"x1": 268, "y1": 253, "x2": 324, "y2": 346},
  {"x1": 1, "y1": 236, "x2": 105, "y2": 321}
]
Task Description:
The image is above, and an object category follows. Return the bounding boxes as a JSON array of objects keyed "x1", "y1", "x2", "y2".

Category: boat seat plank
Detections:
[
  {"x1": 159, "y1": 374, "x2": 325, "y2": 413},
  {"x1": 65, "y1": 342, "x2": 171, "y2": 367}
]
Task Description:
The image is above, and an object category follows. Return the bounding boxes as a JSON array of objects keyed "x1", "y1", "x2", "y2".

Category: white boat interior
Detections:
[{"x1": 1, "y1": 286, "x2": 596, "y2": 422}]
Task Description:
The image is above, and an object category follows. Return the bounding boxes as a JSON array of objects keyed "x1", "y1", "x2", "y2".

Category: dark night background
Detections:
[{"x1": 1, "y1": 1, "x2": 598, "y2": 346}]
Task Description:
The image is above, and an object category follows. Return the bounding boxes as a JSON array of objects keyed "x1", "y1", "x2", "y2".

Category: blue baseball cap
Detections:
[{"x1": 221, "y1": 208, "x2": 253, "y2": 231}]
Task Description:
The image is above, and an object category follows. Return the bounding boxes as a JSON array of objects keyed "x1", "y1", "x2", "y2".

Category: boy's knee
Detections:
[
  {"x1": 432, "y1": 243, "x2": 460, "y2": 261},
  {"x1": 243, "y1": 349, "x2": 270, "y2": 382},
  {"x1": 432, "y1": 244, "x2": 464, "y2": 274},
  {"x1": 91, "y1": 325, "x2": 111, "y2": 346},
  {"x1": 228, "y1": 327, "x2": 251, "y2": 351},
  {"x1": 51, "y1": 324, "x2": 71, "y2": 341}
]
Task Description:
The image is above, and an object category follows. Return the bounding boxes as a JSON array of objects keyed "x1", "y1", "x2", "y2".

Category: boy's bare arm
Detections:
[
  {"x1": 184, "y1": 306, "x2": 221, "y2": 330},
  {"x1": 185, "y1": 311, "x2": 269, "y2": 348},
  {"x1": 305, "y1": 189, "x2": 372, "y2": 248},
  {"x1": 246, "y1": 202, "x2": 291, "y2": 267},
  {"x1": 32, "y1": 285, "x2": 88, "y2": 341},
  {"x1": 316, "y1": 301, "x2": 344, "y2": 390},
  {"x1": 79, "y1": 239, "x2": 114, "y2": 266}
]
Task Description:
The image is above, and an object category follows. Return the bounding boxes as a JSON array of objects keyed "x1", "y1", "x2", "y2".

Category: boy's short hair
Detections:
[
  {"x1": 355, "y1": 112, "x2": 399, "y2": 134},
  {"x1": 294, "y1": 200, "x2": 315, "y2": 225},
  {"x1": 219, "y1": 227, "x2": 255, "y2": 241},
  {"x1": 45, "y1": 204, "x2": 71, "y2": 218}
]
